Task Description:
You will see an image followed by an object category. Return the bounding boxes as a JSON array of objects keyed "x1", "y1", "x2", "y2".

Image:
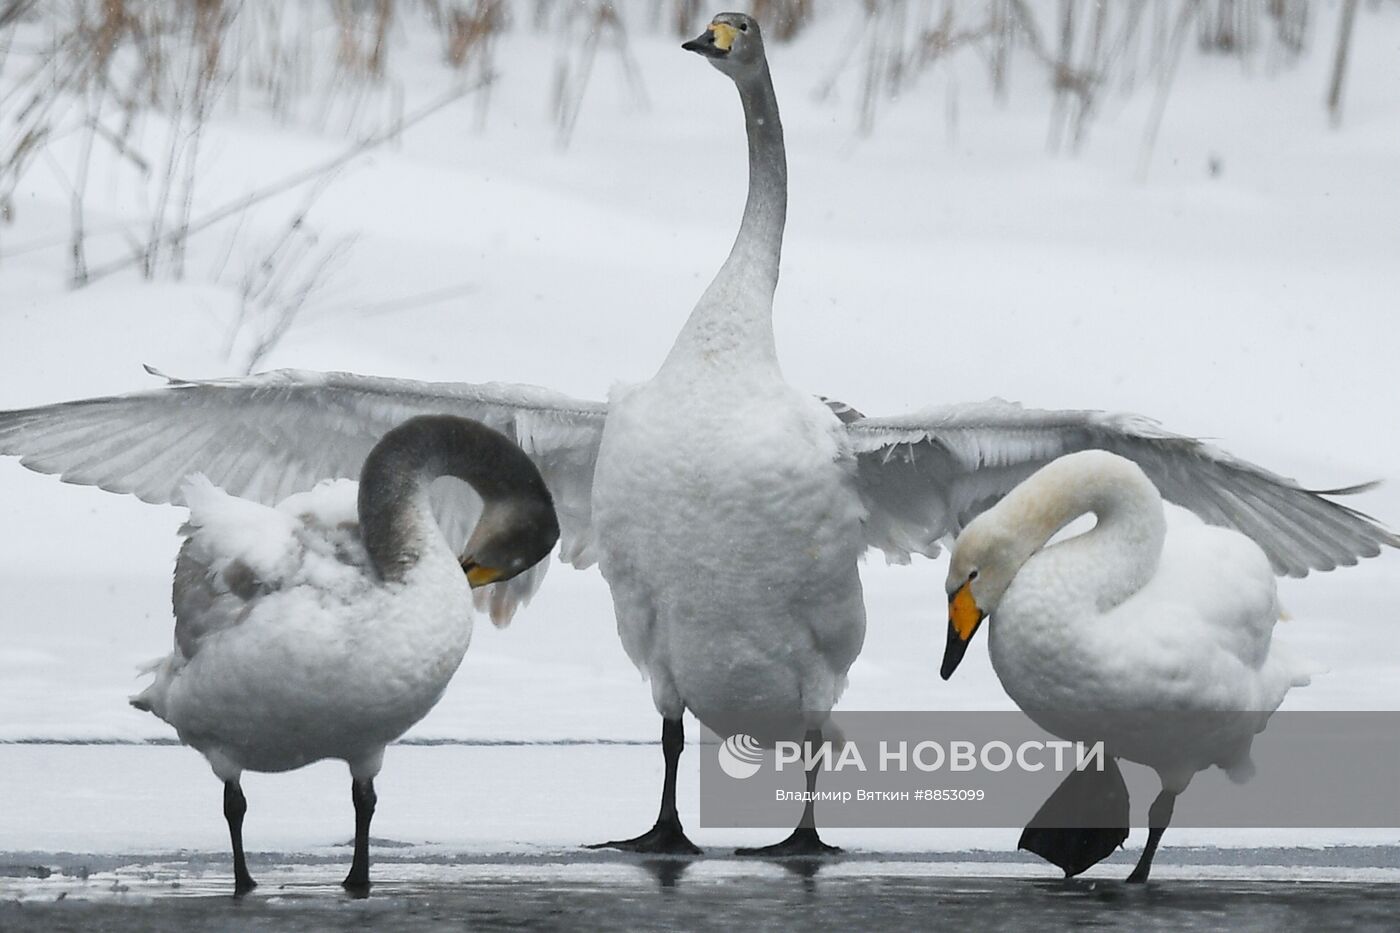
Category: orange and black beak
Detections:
[
  {"x1": 682, "y1": 22, "x2": 736, "y2": 58},
  {"x1": 940, "y1": 581, "x2": 986, "y2": 680},
  {"x1": 460, "y1": 558, "x2": 506, "y2": 589}
]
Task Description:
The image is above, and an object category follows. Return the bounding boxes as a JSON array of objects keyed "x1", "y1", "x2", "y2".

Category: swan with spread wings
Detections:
[{"x1": 1, "y1": 12, "x2": 1395, "y2": 854}]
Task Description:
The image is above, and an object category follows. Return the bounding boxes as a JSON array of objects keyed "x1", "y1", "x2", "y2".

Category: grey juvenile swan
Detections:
[
  {"x1": 133, "y1": 415, "x2": 558, "y2": 894},
  {"x1": 1, "y1": 12, "x2": 1395, "y2": 855}
]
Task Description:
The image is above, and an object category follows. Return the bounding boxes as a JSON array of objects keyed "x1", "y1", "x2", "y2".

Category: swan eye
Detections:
[
  {"x1": 968, "y1": 570, "x2": 979, "y2": 581},
  {"x1": 739, "y1": 23, "x2": 748, "y2": 31}
]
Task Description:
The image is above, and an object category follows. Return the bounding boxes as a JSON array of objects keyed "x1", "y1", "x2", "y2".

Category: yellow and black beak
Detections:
[
  {"x1": 682, "y1": 22, "x2": 737, "y2": 58},
  {"x1": 461, "y1": 558, "x2": 506, "y2": 589},
  {"x1": 940, "y1": 582, "x2": 986, "y2": 680}
]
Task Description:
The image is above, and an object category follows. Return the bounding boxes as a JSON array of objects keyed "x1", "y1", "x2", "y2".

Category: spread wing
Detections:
[
  {"x1": 845, "y1": 398, "x2": 1399, "y2": 577},
  {"x1": 0, "y1": 367, "x2": 608, "y2": 623}
]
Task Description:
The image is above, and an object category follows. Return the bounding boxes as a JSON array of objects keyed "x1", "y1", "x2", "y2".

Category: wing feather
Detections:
[
  {"x1": 846, "y1": 398, "x2": 1398, "y2": 576},
  {"x1": 0, "y1": 368, "x2": 608, "y2": 623}
]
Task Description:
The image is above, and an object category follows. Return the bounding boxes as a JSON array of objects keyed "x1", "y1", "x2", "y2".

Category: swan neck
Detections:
[
  {"x1": 735, "y1": 66, "x2": 787, "y2": 282},
  {"x1": 663, "y1": 65, "x2": 786, "y2": 376},
  {"x1": 357, "y1": 418, "x2": 533, "y2": 583},
  {"x1": 1011, "y1": 459, "x2": 1166, "y2": 611}
]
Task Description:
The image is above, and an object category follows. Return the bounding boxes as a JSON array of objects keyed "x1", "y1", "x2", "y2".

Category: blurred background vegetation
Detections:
[{"x1": 0, "y1": 0, "x2": 1386, "y2": 322}]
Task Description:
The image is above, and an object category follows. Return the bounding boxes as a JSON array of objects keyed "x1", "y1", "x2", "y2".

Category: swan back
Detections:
[{"x1": 169, "y1": 475, "x2": 373, "y2": 664}]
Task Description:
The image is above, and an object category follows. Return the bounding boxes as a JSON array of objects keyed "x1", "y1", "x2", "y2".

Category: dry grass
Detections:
[
  {"x1": 820, "y1": 0, "x2": 1330, "y2": 144},
  {"x1": 0, "y1": 1, "x2": 1369, "y2": 292},
  {"x1": 433, "y1": 0, "x2": 505, "y2": 68},
  {"x1": 334, "y1": 0, "x2": 395, "y2": 78},
  {"x1": 224, "y1": 215, "x2": 357, "y2": 374},
  {"x1": 0, "y1": 0, "x2": 238, "y2": 282}
]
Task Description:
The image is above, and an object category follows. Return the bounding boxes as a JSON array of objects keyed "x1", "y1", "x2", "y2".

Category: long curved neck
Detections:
[
  {"x1": 1004, "y1": 456, "x2": 1166, "y2": 613},
  {"x1": 357, "y1": 417, "x2": 536, "y2": 583},
  {"x1": 662, "y1": 64, "x2": 787, "y2": 377}
]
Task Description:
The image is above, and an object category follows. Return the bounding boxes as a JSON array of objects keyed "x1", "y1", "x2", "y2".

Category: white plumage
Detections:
[
  {"x1": 943, "y1": 449, "x2": 1312, "y2": 880},
  {"x1": 595, "y1": 370, "x2": 867, "y2": 738}
]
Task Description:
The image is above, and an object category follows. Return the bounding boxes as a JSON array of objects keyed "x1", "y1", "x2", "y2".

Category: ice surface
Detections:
[{"x1": 1, "y1": 744, "x2": 1396, "y2": 863}]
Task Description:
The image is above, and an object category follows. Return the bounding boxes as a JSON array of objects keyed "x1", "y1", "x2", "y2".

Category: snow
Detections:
[
  {"x1": 1, "y1": 4, "x2": 1398, "y2": 858},
  {"x1": 2, "y1": 744, "x2": 1397, "y2": 863}
]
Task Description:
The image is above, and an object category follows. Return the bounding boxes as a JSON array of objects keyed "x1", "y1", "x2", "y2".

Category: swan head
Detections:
[
  {"x1": 459, "y1": 495, "x2": 560, "y2": 589},
  {"x1": 682, "y1": 13, "x2": 766, "y2": 76},
  {"x1": 940, "y1": 517, "x2": 1022, "y2": 681}
]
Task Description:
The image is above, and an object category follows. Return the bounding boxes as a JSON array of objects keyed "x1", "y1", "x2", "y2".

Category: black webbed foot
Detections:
[
  {"x1": 734, "y1": 826, "x2": 841, "y2": 857},
  {"x1": 1018, "y1": 756, "x2": 1130, "y2": 877},
  {"x1": 586, "y1": 818, "x2": 703, "y2": 855}
]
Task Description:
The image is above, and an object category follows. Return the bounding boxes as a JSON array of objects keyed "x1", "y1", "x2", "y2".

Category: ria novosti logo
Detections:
[
  {"x1": 717, "y1": 733, "x2": 764, "y2": 779},
  {"x1": 716, "y1": 733, "x2": 1109, "y2": 779}
]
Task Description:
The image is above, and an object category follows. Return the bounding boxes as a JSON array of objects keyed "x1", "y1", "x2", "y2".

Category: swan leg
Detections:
[
  {"x1": 342, "y1": 778, "x2": 377, "y2": 896},
  {"x1": 586, "y1": 717, "x2": 702, "y2": 855},
  {"x1": 223, "y1": 780, "x2": 256, "y2": 896},
  {"x1": 1018, "y1": 756, "x2": 1130, "y2": 877},
  {"x1": 1126, "y1": 789, "x2": 1176, "y2": 884},
  {"x1": 735, "y1": 729, "x2": 842, "y2": 857}
]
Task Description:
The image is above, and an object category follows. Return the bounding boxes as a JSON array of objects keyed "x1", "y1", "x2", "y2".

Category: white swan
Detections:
[
  {"x1": 0, "y1": 13, "x2": 1393, "y2": 854},
  {"x1": 940, "y1": 449, "x2": 1311, "y2": 882},
  {"x1": 132, "y1": 415, "x2": 558, "y2": 894},
  {"x1": 586, "y1": 12, "x2": 865, "y2": 855}
]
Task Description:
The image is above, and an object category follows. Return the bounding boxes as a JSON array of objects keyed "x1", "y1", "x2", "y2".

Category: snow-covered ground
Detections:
[
  {"x1": 1, "y1": 6, "x2": 1398, "y2": 861},
  {"x1": 4, "y1": 743, "x2": 1400, "y2": 863}
]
